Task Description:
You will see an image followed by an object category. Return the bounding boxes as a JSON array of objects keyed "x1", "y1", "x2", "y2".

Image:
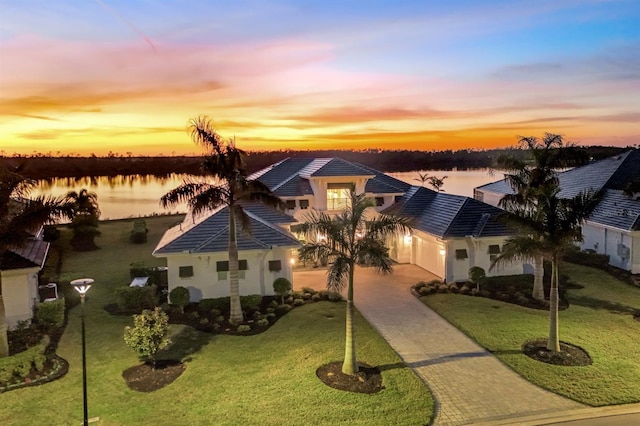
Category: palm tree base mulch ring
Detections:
[
  {"x1": 522, "y1": 339, "x2": 592, "y2": 366},
  {"x1": 316, "y1": 361, "x2": 383, "y2": 394},
  {"x1": 122, "y1": 360, "x2": 185, "y2": 392}
]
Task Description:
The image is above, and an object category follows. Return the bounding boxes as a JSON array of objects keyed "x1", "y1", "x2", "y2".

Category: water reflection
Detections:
[{"x1": 33, "y1": 170, "x2": 505, "y2": 220}]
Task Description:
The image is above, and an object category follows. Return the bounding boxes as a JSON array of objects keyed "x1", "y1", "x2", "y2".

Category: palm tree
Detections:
[
  {"x1": 297, "y1": 186, "x2": 411, "y2": 375},
  {"x1": 0, "y1": 164, "x2": 71, "y2": 357},
  {"x1": 414, "y1": 172, "x2": 430, "y2": 187},
  {"x1": 493, "y1": 182, "x2": 601, "y2": 351},
  {"x1": 161, "y1": 116, "x2": 285, "y2": 325},
  {"x1": 428, "y1": 175, "x2": 448, "y2": 192},
  {"x1": 496, "y1": 133, "x2": 589, "y2": 300},
  {"x1": 65, "y1": 189, "x2": 101, "y2": 251}
]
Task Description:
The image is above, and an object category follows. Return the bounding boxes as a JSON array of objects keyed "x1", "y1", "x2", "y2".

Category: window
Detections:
[
  {"x1": 455, "y1": 249, "x2": 468, "y2": 260},
  {"x1": 216, "y1": 260, "x2": 248, "y2": 280},
  {"x1": 394, "y1": 195, "x2": 403, "y2": 203},
  {"x1": 299, "y1": 199, "x2": 309, "y2": 209},
  {"x1": 179, "y1": 266, "x2": 194, "y2": 278},
  {"x1": 327, "y1": 183, "x2": 351, "y2": 210},
  {"x1": 375, "y1": 197, "x2": 384, "y2": 207},
  {"x1": 474, "y1": 189, "x2": 484, "y2": 202},
  {"x1": 285, "y1": 200, "x2": 296, "y2": 210},
  {"x1": 268, "y1": 260, "x2": 282, "y2": 272},
  {"x1": 488, "y1": 245, "x2": 501, "y2": 261}
]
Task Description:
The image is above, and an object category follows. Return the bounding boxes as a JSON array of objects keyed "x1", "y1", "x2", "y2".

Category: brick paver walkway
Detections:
[{"x1": 294, "y1": 264, "x2": 583, "y2": 425}]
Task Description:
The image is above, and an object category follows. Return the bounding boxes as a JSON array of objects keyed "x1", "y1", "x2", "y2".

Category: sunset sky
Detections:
[{"x1": 1, "y1": 0, "x2": 639, "y2": 156}]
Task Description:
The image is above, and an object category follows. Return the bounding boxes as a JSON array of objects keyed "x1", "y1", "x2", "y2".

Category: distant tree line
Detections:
[{"x1": 0, "y1": 146, "x2": 630, "y2": 180}]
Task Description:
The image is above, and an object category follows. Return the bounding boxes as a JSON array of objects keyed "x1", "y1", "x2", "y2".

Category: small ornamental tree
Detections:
[
  {"x1": 273, "y1": 277, "x2": 292, "y2": 304},
  {"x1": 124, "y1": 307, "x2": 170, "y2": 368},
  {"x1": 169, "y1": 286, "x2": 190, "y2": 314},
  {"x1": 469, "y1": 266, "x2": 487, "y2": 291}
]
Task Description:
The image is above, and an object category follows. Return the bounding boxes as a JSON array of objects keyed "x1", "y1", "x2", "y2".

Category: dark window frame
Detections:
[
  {"x1": 455, "y1": 249, "x2": 468, "y2": 260},
  {"x1": 179, "y1": 266, "x2": 194, "y2": 278},
  {"x1": 268, "y1": 260, "x2": 282, "y2": 272}
]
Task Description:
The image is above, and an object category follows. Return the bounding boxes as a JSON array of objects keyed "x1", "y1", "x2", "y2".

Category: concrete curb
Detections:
[{"x1": 472, "y1": 403, "x2": 640, "y2": 425}]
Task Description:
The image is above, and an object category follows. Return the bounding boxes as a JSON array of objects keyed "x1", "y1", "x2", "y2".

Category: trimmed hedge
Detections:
[
  {"x1": 34, "y1": 299, "x2": 65, "y2": 330},
  {"x1": 115, "y1": 285, "x2": 158, "y2": 313},
  {"x1": 0, "y1": 342, "x2": 47, "y2": 386}
]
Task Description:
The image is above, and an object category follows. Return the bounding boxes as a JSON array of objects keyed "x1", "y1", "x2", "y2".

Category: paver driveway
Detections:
[{"x1": 294, "y1": 264, "x2": 583, "y2": 425}]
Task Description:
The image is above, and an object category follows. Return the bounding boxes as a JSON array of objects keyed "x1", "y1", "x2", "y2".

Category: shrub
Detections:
[
  {"x1": 285, "y1": 296, "x2": 294, "y2": 304},
  {"x1": 563, "y1": 247, "x2": 610, "y2": 269},
  {"x1": 240, "y1": 295, "x2": 263, "y2": 311},
  {"x1": 448, "y1": 283, "x2": 459, "y2": 293},
  {"x1": 129, "y1": 261, "x2": 149, "y2": 279},
  {"x1": 199, "y1": 318, "x2": 210, "y2": 326},
  {"x1": 414, "y1": 281, "x2": 427, "y2": 291},
  {"x1": 214, "y1": 315, "x2": 225, "y2": 324},
  {"x1": 34, "y1": 299, "x2": 65, "y2": 330},
  {"x1": 479, "y1": 290, "x2": 491, "y2": 298},
  {"x1": 198, "y1": 298, "x2": 219, "y2": 314},
  {"x1": 237, "y1": 325, "x2": 251, "y2": 333},
  {"x1": 169, "y1": 286, "x2": 190, "y2": 313},
  {"x1": 266, "y1": 313, "x2": 276, "y2": 320},
  {"x1": 0, "y1": 341, "x2": 47, "y2": 386},
  {"x1": 269, "y1": 300, "x2": 278, "y2": 308},
  {"x1": 311, "y1": 294, "x2": 321, "y2": 302},
  {"x1": 115, "y1": 285, "x2": 157, "y2": 313},
  {"x1": 458, "y1": 285, "x2": 471, "y2": 295},
  {"x1": 129, "y1": 219, "x2": 148, "y2": 244},
  {"x1": 469, "y1": 267, "x2": 487, "y2": 291},
  {"x1": 273, "y1": 277, "x2": 292, "y2": 304},
  {"x1": 256, "y1": 318, "x2": 269, "y2": 327},
  {"x1": 293, "y1": 298, "x2": 305, "y2": 306},
  {"x1": 266, "y1": 307, "x2": 275, "y2": 314},
  {"x1": 516, "y1": 295, "x2": 530, "y2": 306},
  {"x1": 418, "y1": 286, "x2": 433, "y2": 296},
  {"x1": 300, "y1": 287, "x2": 316, "y2": 295},
  {"x1": 123, "y1": 307, "x2": 170, "y2": 367},
  {"x1": 42, "y1": 225, "x2": 61, "y2": 242},
  {"x1": 326, "y1": 291, "x2": 342, "y2": 302},
  {"x1": 437, "y1": 284, "x2": 449, "y2": 293},
  {"x1": 276, "y1": 304, "x2": 292, "y2": 314}
]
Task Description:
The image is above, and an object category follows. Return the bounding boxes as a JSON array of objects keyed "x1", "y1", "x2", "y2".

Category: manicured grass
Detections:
[
  {"x1": 1, "y1": 216, "x2": 433, "y2": 425},
  {"x1": 421, "y1": 262, "x2": 640, "y2": 406}
]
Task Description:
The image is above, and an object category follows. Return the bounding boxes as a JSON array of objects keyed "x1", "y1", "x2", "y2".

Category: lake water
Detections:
[{"x1": 33, "y1": 169, "x2": 504, "y2": 220}]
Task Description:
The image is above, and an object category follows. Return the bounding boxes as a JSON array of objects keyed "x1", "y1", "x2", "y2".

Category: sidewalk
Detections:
[{"x1": 294, "y1": 265, "x2": 584, "y2": 425}]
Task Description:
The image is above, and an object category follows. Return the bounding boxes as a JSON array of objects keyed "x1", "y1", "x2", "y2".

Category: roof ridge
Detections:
[
  {"x1": 244, "y1": 209, "x2": 299, "y2": 245},
  {"x1": 441, "y1": 196, "x2": 469, "y2": 237}
]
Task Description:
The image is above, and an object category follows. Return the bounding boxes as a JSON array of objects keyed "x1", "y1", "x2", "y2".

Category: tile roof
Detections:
[
  {"x1": 154, "y1": 203, "x2": 300, "y2": 255},
  {"x1": 477, "y1": 150, "x2": 640, "y2": 198},
  {"x1": 1, "y1": 238, "x2": 50, "y2": 270},
  {"x1": 475, "y1": 150, "x2": 640, "y2": 232},
  {"x1": 250, "y1": 157, "x2": 410, "y2": 197},
  {"x1": 588, "y1": 190, "x2": 640, "y2": 231},
  {"x1": 384, "y1": 186, "x2": 512, "y2": 238}
]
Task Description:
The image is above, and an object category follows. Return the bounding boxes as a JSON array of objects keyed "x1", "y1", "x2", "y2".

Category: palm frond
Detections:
[{"x1": 326, "y1": 255, "x2": 350, "y2": 292}]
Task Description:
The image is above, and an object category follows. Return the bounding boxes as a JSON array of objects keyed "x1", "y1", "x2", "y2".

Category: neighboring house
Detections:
[
  {"x1": 474, "y1": 149, "x2": 640, "y2": 274},
  {"x1": 156, "y1": 157, "x2": 530, "y2": 293},
  {"x1": 153, "y1": 203, "x2": 300, "y2": 302},
  {"x1": 384, "y1": 186, "x2": 523, "y2": 282},
  {"x1": 0, "y1": 229, "x2": 50, "y2": 328}
]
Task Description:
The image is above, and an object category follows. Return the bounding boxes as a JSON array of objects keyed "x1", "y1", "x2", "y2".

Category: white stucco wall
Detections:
[
  {"x1": 1, "y1": 267, "x2": 40, "y2": 328},
  {"x1": 307, "y1": 176, "x2": 370, "y2": 211},
  {"x1": 473, "y1": 189, "x2": 504, "y2": 208},
  {"x1": 581, "y1": 222, "x2": 637, "y2": 272},
  {"x1": 164, "y1": 248, "x2": 296, "y2": 302}
]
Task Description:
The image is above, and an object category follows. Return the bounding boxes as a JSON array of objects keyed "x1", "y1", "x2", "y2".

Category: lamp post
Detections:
[{"x1": 70, "y1": 278, "x2": 94, "y2": 426}]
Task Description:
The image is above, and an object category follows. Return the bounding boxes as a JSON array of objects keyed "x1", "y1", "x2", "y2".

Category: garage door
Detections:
[{"x1": 414, "y1": 236, "x2": 444, "y2": 278}]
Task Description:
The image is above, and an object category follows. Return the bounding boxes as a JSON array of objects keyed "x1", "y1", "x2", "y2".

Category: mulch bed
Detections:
[
  {"x1": 0, "y1": 355, "x2": 69, "y2": 393},
  {"x1": 522, "y1": 338, "x2": 592, "y2": 366},
  {"x1": 122, "y1": 360, "x2": 185, "y2": 392},
  {"x1": 316, "y1": 361, "x2": 383, "y2": 394}
]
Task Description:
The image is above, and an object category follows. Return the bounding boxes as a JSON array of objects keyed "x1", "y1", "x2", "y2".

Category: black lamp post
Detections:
[{"x1": 70, "y1": 278, "x2": 94, "y2": 426}]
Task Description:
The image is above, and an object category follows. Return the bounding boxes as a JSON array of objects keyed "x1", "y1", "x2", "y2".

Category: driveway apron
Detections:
[{"x1": 294, "y1": 264, "x2": 583, "y2": 426}]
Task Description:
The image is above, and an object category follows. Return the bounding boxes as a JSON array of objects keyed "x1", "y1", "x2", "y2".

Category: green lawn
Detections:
[
  {"x1": 421, "y1": 262, "x2": 640, "y2": 406},
  {"x1": 1, "y1": 216, "x2": 433, "y2": 425}
]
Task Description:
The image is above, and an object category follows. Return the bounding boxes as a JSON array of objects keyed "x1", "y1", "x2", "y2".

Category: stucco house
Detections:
[
  {"x1": 153, "y1": 203, "x2": 300, "y2": 302},
  {"x1": 474, "y1": 149, "x2": 640, "y2": 274},
  {"x1": 154, "y1": 157, "x2": 528, "y2": 297},
  {"x1": 384, "y1": 186, "x2": 522, "y2": 282},
  {"x1": 1, "y1": 228, "x2": 50, "y2": 328}
]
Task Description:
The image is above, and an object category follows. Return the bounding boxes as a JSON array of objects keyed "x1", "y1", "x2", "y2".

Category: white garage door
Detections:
[{"x1": 414, "y1": 236, "x2": 444, "y2": 278}]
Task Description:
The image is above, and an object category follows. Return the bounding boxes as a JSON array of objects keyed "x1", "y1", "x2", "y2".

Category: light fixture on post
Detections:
[{"x1": 70, "y1": 278, "x2": 94, "y2": 426}]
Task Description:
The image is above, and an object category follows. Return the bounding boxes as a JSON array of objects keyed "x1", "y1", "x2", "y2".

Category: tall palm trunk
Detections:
[
  {"x1": 532, "y1": 255, "x2": 544, "y2": 301},
  {"x1": 228, "y1": 210, "x2": 243, "y2": 325},
  {"x1": 547, "y1": 256, "x2": 560, "y2": 351},
  {"x1": 0, "y1": 273, "x2": 8, "y2": 357},
  {"x1": 342, "y1": 262, "x2": 357, "y2": 375}
]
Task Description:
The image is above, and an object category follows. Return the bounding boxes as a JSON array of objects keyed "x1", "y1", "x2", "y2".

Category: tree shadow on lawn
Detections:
[
  {"x1": 155, "y1": 325, "x2": 216, "y2": 363},
  {"x1": 569, "y1": 294, "x2": 639, "y2": 316}
]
